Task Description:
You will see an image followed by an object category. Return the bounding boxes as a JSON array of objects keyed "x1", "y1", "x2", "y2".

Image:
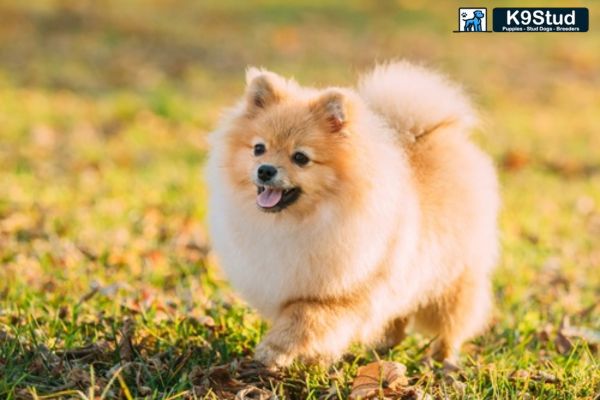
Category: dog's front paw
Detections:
[{"x1": 254, "y1": 339, "x2": 295, "y2": 369}]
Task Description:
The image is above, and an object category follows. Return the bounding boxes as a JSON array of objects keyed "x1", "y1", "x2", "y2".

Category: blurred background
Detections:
[{"x1": 0, "y1": 0, "x2": 598, "y2": 398}]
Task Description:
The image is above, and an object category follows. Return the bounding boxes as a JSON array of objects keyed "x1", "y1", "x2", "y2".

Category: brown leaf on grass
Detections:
[
  {"x1": 190, "y1": 364, "x2": 245, "y2": 398},
  {"x1": 442, "y1": 372, "x2": 467, "y2": 397},
  {"x1": 442, "y1": 359, "x2": 461, "y2": 373},
  {"x1": 559, "y1": 314, "x2": 600, "y2": 353},
  {"x1": 555, "y1": 316, "x2": 573, "y2": 355},
  {"x1": 235, "y1": 386, "x2": 278, "y2": 400},
  {"x1": 350, "y1": 361, "x2": 409, "y2": 399},
  {"x1": 77, "y1": 285, "x2": 100, "y2": 306},
  {"x1": 535, "y1": 371, "x2": 559, "y2": 384},
  {"x1": 76, "y1": 244, "x2": 99, "y2": 261},
  {"x1": 58, "y1": 306, "x2": 69, "y2": 319},
  {"x1": 511, "y1": 369, "x2": 559, "y2": 384},
  {"x1": 555, "y1": 330, "x2": 573, "y2": 354},
  {"x1": 233, "y1": 358, "x2": 281, "y2": 379},
  {"x1": 28, "y1": 345, "x2": 61, "y2": 374},
  {"x1": 319, "y1": 383, "x2": 339, "y2": 400},
  {"x1": 451, "y1": 380, "x2": 466, "y2": 396},
  {"x1": 577, "y1": 302, "x2": 599, "y2": 319},
  {"x1": 501, "y1": 150, "x2": 530, "y2": 172},
  {"x1": 190, "y1": 359, "x2": 282, "y2": 399},
  {"x1": 538, "y1": 315, "x2": 599, "y2": 354},
  {"x1": 543, "y1": 158, "x2": 600, "y2": 178},
  {"x1": 27, "y1": 354, "x2": 46, "y2": 374},
  {"x1": 119, "y1": 319, "x2": 135, "y2": 362},
  {"x1": 65, "y1": 366, "x2": 109, "y2": 393},
  {"x1": 511, "y1": 369, "x2": 529, "y2": 380},
  {"x1": 57, "y1": 340, "x2": 112, "y2": 361},
  {"x1": 67, "y1": 367, "x2": 92, "y2": 387},
  {"x1": 138, "y1": 386, "x2": 153, "y2": 396},
  {"x1": 14, "y1": 388, "x2": 33, "y2": 400},
  {"x1": 537, "y1": 323, "x2": 553, "y2": 343},
  {"x1": 271, "y1": 26, "x2": 301, "y2": 55},
  {"x1": 406, "y1": 388, "x2": 434, "y2": 400},
  {"x1": 121, "y1": 286, "x2": 177, "y2": 320},
  {"x1": 189, "y1": 314, "x2": 216, "y2": 328},
  {"x1": 173, "y1": 220, "x2": 210, "y2": 262},
  {"x1": 563, "y1": 326, "x2": 600, "y2": 344},
  {"x1": 79, "y1": 280, "x2": 130, "y2": 306}
]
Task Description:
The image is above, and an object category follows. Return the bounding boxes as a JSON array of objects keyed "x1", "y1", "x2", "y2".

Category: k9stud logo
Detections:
[
  {"x1": 456, "y1": 8, "x2": 488, "y2": 32},
  {"x1": 493, "y1": 8, "x2": 589, "y2": 32},
  {"x1": 453, "y1": 7, "x2": 589, "y2": 33}
]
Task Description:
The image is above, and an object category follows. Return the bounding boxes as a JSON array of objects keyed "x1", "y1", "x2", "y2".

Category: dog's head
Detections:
[
  {"x1": 221, "y1": 68, "x2": 365, "y2": 219},
  {"x1": 474, "y1": 10, "x2": 484, "y2": 18}
]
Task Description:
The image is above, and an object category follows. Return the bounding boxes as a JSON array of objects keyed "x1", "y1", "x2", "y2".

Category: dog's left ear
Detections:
[
  {"x1": 310, "y1": 90, "x2": 350, "y2": 134},
  {"x1": 245, "y1": 67, "x2": 286, "y2": 116}
]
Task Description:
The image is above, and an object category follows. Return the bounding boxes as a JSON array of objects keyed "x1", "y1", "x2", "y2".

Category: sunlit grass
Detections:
[{"x1": 0, "y1": 0, "x2": 599, "y2": 398}]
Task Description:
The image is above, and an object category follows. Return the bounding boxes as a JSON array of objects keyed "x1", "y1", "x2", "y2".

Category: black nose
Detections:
[{"x1": 257, "y1": 165, "x2": 277, "y2": 182}]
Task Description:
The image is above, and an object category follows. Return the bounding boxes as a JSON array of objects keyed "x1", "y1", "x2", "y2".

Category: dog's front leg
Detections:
[{"x1": 255, "y1": 298, "x2": 361, "y2": 368}]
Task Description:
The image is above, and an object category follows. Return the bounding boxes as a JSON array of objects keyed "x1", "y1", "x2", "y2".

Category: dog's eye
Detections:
[
  {"x1": 292, "y1": 151, "x2": 310, "y2": 166},
  {"x1": 254, "y1": 143, "x2": 266, "y2": 156}
]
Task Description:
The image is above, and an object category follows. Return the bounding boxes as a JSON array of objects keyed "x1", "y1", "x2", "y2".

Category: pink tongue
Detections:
[{"x1": 257, "y1": 188, "x2": 283, "y2": 208}]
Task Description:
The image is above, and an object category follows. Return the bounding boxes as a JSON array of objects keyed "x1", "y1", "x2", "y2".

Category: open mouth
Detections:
[{"x1": 256, "y1": 186, "x2": 301, "y2": 212}]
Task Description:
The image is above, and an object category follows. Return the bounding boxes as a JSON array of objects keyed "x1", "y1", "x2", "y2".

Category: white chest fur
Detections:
[{"x1": 208, "y1": 185, "x2": 404, "y2": 319}]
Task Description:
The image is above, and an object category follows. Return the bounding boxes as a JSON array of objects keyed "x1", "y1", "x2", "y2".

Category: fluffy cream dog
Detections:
[{"x1": 205, "y1": 61, "x2": 499, "y2": 368}]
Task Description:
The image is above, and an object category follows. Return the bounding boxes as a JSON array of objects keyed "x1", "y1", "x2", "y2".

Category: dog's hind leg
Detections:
[
  {"x1": 413, "y1": 268, "x2": 493, "y2": 363},
  {"x1": 375, "y1": 316, "x2": 409, "y2": 352}
]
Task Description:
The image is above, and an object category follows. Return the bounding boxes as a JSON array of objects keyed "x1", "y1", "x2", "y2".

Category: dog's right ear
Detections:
[
  {"x1": 245, "y1": 67, "x2": 285, "y2": 116},
  {"x1": 309, "y1": 89, "x2": 352, "y2": 134}
]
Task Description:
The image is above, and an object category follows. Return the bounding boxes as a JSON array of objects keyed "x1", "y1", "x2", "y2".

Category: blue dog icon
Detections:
[{"x1": 462, "y1": 10, "x2": 485, "y2": 31}]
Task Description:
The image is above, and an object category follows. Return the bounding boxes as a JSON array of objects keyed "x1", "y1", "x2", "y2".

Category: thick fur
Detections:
[{"x1": 205, "y1": 61, "x2": 499, "y2": 367}]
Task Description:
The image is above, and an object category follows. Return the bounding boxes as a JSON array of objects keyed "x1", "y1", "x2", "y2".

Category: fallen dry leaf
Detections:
[
  {"x1": 190, "y1": 364, "x2": 245, "y2": 398},
  {"x1": 66, "y1": 367, "x2": 92, "y2": 388},
  {"x1": 555, "y1": 330, "x2": 573, "y2": 355},
  {"x1": 543, "y1": 158, "x2": 600, "y2": 178},
  {"x1": 451, "y1": 379, "x2": 466, "y2": 396},
  {"x1": 77, "y1": 285, "x2": 100, "y2": 306},
  {"x1": 577, "y1": 302, "x2": 599, "y2": 319},
  {"x1": 558, "y1": 315, "x2": 600, "y2": 353},
  {"x1": 555, "y1": 316, "x2": 574, "y2": 355},
  {"x1": 138, "y1": 386, "x2": 152, "y2": 396},
  {"x1": 560, "y1": 314, "x2": 600, "y2": 338},
  {"x1": 319, "y1": 383, "x2": 339, "y2": 400},
  {"x1": 563, "y1": 326, "x2": 600, "y2": 345},
  {"x1": 14, "y1": 388, "x2": 33, "y2": 400},
  {"x1": 58, "y1": 340, "x2": 112, "y2": 361},
  {"x1": 512, "y1": 369, "x2": 529, "y2": 380},
  {"x1": 502, "y1": 150, "x2": 530, "y2": 172},
  {"x1": 189, "y1": 358, "x2": 283, "y2": 399},
  {"x1": 235, "y1": 385, "x2": 278, "y2": 400},
  {"x1": 442, "y1": 359, "x2": 461, "y2": 373},
  {"x1": 534, "y1": 371, "x2": 560, "y2": 384},
  {"x1": 119, "y1": 319, "x2": 136, "y2": 362},
  {"x1": 350, "y1": 361, "x2": 408, "y2": 399},
  {"x1": 537, "y1": 324, "x2": 553, "y2": 343},
  {"x1": 443, "y1": 372, "x2": 467, "y2": 396},
  {"x1": 511, "y1": 369, "x2": 559, "y2": 384}
]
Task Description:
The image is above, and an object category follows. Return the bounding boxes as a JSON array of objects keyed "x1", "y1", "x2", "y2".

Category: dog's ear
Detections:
[
  {"x1": 310, "y1": 89, "x2": 351, "y2": 134},
  {"x1": 245, "y1": 67, "x2": 286, "y2": 115}
]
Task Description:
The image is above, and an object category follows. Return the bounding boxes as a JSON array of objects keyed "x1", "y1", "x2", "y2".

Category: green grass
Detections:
[{"x1": 1, "y1": 0, "x2": 599, "y2": 398}]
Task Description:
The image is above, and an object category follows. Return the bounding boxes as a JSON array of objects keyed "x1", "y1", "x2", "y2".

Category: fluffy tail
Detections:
[{"x1": 357, "y1": 61, "x2": 476, "y2": 141}]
